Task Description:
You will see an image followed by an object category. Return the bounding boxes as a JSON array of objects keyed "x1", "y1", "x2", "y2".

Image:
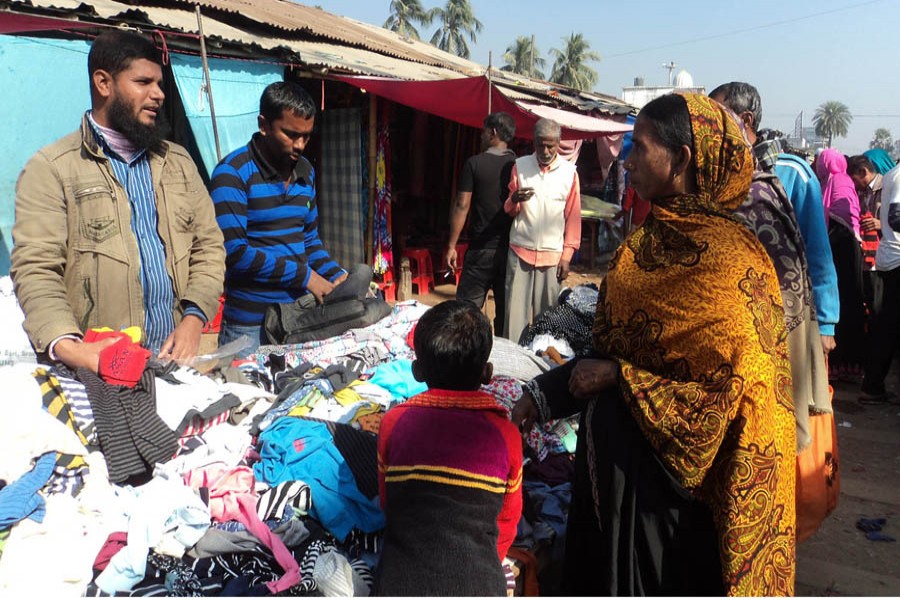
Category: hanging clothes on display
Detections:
[{"x1": 373, "y1": 104, "x2": 394, "y2": 276}]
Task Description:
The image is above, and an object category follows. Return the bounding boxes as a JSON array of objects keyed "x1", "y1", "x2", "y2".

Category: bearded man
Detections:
[
  {"x1": 11, "y1": 30, "x2": 224, "y2": 372},
  {"x1": 502, "y1": 118, "x2": 581, "y2": 343}
]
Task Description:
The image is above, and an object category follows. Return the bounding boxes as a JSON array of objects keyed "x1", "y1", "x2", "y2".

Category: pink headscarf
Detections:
[{"x1": 815, "y1": 148, "x2": 860, "y2": 237}]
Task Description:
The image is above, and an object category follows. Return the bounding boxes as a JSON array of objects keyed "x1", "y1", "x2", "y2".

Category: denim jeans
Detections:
[{"x1": 217, "y1": 320, "x2": 266, "y2": 359}]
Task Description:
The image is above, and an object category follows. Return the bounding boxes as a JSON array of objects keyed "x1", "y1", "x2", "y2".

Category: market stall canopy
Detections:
[
  {"x1": 335, "y1": 74, "x2": 632, "y2": 140},
  {"x1": 0, "y1": 11, "x2": 98, "y2": 33}
]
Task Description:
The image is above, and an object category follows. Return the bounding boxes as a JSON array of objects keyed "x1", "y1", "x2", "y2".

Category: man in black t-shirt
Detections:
[{"x1": 445, "y1": 112, "x2": 517, "y2": 337}]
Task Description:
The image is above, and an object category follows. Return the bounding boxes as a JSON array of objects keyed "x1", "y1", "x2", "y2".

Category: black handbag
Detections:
[{"x1": 263, "y1": 293, "x2": 392, "y2": 345}]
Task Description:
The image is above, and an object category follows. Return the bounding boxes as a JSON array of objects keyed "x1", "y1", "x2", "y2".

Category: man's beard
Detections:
[{"x1": 107, "y1": 96, "x2": 169, "y2": 151}]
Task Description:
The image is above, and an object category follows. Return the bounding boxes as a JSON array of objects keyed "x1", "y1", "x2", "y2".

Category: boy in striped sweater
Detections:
[{"x1": 376, "y1": 300, "x2": 523, "y2": 596}]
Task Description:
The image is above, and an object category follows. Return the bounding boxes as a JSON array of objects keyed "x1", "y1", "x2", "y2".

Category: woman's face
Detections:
[{"x1": 624, "y1": 115, "x2": 680, "y2": 201}]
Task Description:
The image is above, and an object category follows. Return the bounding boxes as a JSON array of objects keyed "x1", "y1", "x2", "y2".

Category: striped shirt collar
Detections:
[
  {"x1": 86, "y1": 111, "x2": 147, "y2": 166},
  {"x1": 249, "y1": 132, "x2": 312, "y2": 183}
]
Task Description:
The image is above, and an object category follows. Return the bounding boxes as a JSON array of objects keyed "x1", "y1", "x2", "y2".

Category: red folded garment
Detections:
[{"x1": 98, "y1": 337, "x2": 151, "y2": 388}]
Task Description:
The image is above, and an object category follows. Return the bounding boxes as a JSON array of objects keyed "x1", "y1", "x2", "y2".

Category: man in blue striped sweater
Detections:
[{"x1": 211, "y1": 82, "x2": 370, "y2": 352}]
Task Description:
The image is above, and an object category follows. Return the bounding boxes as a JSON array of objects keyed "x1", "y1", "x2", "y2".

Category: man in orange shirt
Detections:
[{"x1": 503, "y1": 118, "x2": 581, "y2": 343}]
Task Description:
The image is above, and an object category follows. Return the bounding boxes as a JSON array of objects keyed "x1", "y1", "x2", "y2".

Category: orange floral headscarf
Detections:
[{"x1": 683, "y1": 93, "x2": 754, "y2": 211}]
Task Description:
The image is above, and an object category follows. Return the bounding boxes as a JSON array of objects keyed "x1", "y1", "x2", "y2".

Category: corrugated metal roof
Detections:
[
  {"x1": 5, "y1": 0, "x2": 636, "y2": 114},
  {"x1": 11, "y1": 0, "x2": 483, "y2": 73},
  {"x1": 287, "y1": 39, "x2": 465, "y2": 79},
  {"x1": 167, "y1": 0, "x2": 482, "y2": 71}
]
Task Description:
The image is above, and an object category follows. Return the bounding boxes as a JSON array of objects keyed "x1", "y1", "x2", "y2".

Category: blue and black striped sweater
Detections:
[{"x1": 210, "y1": 135, "x2": 345, "y2": 325}]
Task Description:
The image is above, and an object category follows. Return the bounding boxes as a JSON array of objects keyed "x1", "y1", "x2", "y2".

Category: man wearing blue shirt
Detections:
[{"x1": 211, "y1": 82, "x2": 371, "y2": 352}]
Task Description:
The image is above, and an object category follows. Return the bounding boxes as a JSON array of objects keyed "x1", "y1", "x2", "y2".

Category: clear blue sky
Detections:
[{"x1": 317, "y1": 0, "x2": 899, "y2": 154}]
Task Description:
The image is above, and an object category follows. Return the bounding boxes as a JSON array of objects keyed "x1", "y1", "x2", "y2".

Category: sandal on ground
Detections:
[{"x1": 858, "y1": 391, "x2": 898, "y2": 405}]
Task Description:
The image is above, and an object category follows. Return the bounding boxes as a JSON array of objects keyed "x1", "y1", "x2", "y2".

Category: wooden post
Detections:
[
  {"x1": 195, "y1": 6, "x2": 221, "y2": 161},
  {"x1": 366, "y1": 94, "x2": 377, "y2": 266},
  {"x1": 487, "y1": 50, "x2": 492, "y2": 114},
  {"x1": 398, "y1": 257, "x2": 412, "y2": 301}
]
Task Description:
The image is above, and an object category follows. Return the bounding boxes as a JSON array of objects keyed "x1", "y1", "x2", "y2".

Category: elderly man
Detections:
[
  {"x1": 709, "y1": 82, "x2": 839, "y2": 359},
  {"x1": 711, "y1": 81, "x2": 833, "y2": 451},
  {"x1": 11, "y1": 30, "x2": 224, "y2": 371},
  {"x1": 503, "y1": 118, "x2": 581, "y2": 343}
]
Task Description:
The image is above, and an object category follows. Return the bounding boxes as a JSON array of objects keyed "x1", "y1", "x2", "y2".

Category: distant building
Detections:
[
  {"x1": 784, "y1": 125, "x2": 825, "y2": 152},
  {"x1": 621, "y1": 69, "x2": 705, "y2": 109}
]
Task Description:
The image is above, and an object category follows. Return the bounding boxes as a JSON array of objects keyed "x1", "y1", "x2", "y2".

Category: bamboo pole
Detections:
[
  {"x1": 366, "y1": 94, "x2": 377, "y2": 266},
  {"x1": 195, "y1": 6, "x2": 221, "y2": 161},
  {"x1": 487, "y1": 50, "x2": 492, "y2": 114}
]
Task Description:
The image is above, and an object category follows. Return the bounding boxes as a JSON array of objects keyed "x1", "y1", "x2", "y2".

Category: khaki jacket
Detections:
[{"x1": 11, "y1": 115, "x2": 225, "y2": 352}]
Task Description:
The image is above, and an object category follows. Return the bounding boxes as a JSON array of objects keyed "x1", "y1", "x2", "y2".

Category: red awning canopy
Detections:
[
  {"x1": 0, "y1": 12, "x2": 98, "y2": 34},
  {"x1": 335, "y1": 75, "x2": 632, "y2": 140}
]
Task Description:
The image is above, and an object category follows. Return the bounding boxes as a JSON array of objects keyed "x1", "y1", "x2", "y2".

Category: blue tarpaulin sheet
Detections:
[
  {"x1": 0, "y1": 35, "x2": 92, "y2": 275},
  {"x1": 169, "y1": 54, "x2": 283, "y2": 177}
]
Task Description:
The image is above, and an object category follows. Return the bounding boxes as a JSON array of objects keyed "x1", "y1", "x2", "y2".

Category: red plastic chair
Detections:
[{"x1": 402, "y1": 247, "x2": 434, "y2": 294}]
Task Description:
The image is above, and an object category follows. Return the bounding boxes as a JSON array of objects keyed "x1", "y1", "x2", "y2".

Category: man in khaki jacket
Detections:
[{"x1": 11, "y1": 30, "x2": 224, "y2": 372}]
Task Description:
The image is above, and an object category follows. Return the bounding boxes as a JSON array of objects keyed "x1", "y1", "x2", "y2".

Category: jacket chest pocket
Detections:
[
  {"x1": 74, "y1": 184, "x2": 122, "y2": 245},
  {"x1": 165, "y1": 192, "x2": 198, "y2": 298},
  {"x1": 173, "y1": 205, "x2": 197, "y2": 234}
]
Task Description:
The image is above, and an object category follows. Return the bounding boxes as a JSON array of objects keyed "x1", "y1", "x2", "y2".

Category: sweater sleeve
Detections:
[
  {"x1": 376, "y1": 407, "x2": 400, "y2": 511},
  {"x1": 493, "y1": 415, "x2": 523, "y2": 560},
  {"x1": 775, "y1": 157, "x2": 840, "y2": 335},
  {"x1": 211, "y1": 161, "x2": 311, "y2": 289}
]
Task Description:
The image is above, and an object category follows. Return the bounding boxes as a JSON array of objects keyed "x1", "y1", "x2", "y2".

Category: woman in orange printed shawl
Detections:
[{"x1": 513, "y1": 93, "x2": 796, "y2": 596}]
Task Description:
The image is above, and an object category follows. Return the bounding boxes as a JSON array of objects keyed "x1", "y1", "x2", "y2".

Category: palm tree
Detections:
[
  {"x1": 813, "y1": 101, "x2": 852, "y2": 147},
  {"x1": 870, "y1": 127, "x2": 893, "y2": 151},
  {"x1": 429, "y1": 0, "x2": 482, "y2": 59},
  {"x1": 549, "y1": 33, "x2": 601, "y2": 91},
  {"x1": 501, "y1": 36, "x2": 545, "y2": 79},
  {"x1": 383, "y1": 0, "x2": 436, "y2": 40}
]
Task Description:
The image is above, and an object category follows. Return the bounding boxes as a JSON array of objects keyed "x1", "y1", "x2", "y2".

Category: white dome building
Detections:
[
  {"x1": 673, "y1": 69, "x2": 694, "y2": 89},
  {"x1": 621, "y1": 65, "x2": 706, "y2": 109}
]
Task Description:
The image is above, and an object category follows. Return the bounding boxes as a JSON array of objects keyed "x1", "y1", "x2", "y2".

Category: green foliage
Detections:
[
  {"x1": 383, "y1": 0, "x2": 436, "y2": 40},
  {"x1": 501, "y1": 36, "x2": 546, "y2": 80},
  {"x1": 429, "y1": 0, "x2": 483, "y2": 59},
  {"x1": 870, "y1": 127, "x2": 893, "y2": 151},
  {"x1": 549, "y1": 33, "x2": 600, "y2": 91},
  {"x1": 812, "y1": 101, "x2": 852, "y2": 148}
]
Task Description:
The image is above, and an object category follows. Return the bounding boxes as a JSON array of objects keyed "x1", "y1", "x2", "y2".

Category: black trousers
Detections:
[
  {"x1": 862, "y1": 266, "x2": 900, "y2": 395},
  {"x1": 456, "y1": 246, "x2": 508, "y2": 337},
  {"x1": 862, "y1": 269, "x2": 884, "y2": 322}
]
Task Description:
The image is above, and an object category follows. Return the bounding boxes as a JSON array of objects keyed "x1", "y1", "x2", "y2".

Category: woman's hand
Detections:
[
  {"x1": 569, "y1": 359, "x2": 619, "y2": 399},
  {"x1": 511, "y1": 390, "x2": 539, "y2": 435}
]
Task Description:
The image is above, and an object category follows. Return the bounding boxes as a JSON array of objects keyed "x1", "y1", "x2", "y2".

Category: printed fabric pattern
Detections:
[{"x1": 594, "y1": 93, "x2": 796, "y2": 596}]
